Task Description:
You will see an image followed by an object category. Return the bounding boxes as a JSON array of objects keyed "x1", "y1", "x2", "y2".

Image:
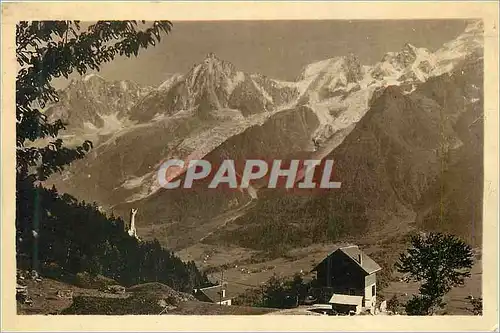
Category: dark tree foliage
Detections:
[
  {"x1": 386, "y1": 294, "x2": 402, "y2": 314},
  {"x1": 396, "y1": 232, "x2": 474, "y2": 315},
  {"x1": 465, "y1": 296, "x2": 482, "y2": 315},
  {"x1": 261, "y1": 275, "x2": 293, "y2": 308},
  {"x1": 15, "y1": 21, "x2": 210, "y2": 292},
  {"x1": 235, "y1": 273, "x2": 307, "y2": 309},
  {"x1": 16, "y1": 182, "x2": 209, "y2": 291},
  {"x1": 287, "y1": 273, "x2": 309, "y2": 304}
]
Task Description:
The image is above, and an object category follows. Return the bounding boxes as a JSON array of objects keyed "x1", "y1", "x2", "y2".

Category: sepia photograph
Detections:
[{"x1": 1, "y1": 1, "x2": 498, "y2": 331}]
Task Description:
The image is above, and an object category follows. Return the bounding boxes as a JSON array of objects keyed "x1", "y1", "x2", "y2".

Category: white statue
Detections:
[{"x1": 128, "y1": 208, "x2": 140, "y2": 240}]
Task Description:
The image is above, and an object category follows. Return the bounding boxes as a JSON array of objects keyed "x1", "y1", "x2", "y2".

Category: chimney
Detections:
[{"x1": 358, "y1": 254, "x2": 362, "y2": 265}]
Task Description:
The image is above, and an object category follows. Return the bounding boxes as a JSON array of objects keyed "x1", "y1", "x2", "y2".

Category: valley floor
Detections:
[
  {"x1": 177, "y1": 243, "x2": 482, "y2": 315},
  {"x1": 16, "y1": 254, "x2": 481, "y2": 316}
]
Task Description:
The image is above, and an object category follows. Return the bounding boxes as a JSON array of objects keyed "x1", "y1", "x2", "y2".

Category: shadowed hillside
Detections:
[{"x1": 206, "y1": 57, "x2": 483, "y2": 252}]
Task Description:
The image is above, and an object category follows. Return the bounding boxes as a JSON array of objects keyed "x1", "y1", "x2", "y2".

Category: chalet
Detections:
[
  {"x1": 193, "y1": 283, "x2": 233, "y2": 305},
  {"x1": 311, "y1": 245, "x2": 381, "y2": 314}
]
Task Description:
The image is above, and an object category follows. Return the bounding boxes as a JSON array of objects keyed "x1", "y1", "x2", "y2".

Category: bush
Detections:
[
  {"x1": 61, "y1": 294, "x2": 163, "y2": 315},
  {"x1": 387, "y1": 295, "x2": 402, "y2": 314},
  {"x1": 74, "y1": 272, "x2": 117, "y2": 290}
]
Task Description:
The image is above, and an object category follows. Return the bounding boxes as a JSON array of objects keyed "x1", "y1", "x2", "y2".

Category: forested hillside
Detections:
[{"x1": 16, "y1": 180, "x2": 210, "y2": 291}]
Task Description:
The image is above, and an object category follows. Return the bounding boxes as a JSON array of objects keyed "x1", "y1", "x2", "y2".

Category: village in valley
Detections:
[
  {"x1": 17, "y1": 205, "x2": 482, "y2": 316},
  {"x1": 193, "y1": 244, "x2": 385, "y2": 316}
]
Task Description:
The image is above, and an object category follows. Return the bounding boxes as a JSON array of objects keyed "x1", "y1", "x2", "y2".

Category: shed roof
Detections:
[
  {"x1": 196, "y1": 284, "x2": 233, "y2": 303},
  {"x1": 311, "y1": 245, "x2": 382, "y2": 275},
  {"x1": 329, "y1": 294, "x2": 364, "y2": 306}
]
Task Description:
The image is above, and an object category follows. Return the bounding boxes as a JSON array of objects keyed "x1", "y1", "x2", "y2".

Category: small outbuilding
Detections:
[
  {"x1": 329, "y1": 294, "x2": 364, "y2": 315},
  {"x1": 194, "y1": 283, "x2": 233, "y2": 305}
]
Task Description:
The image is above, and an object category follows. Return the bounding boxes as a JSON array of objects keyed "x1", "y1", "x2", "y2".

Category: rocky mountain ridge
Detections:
[{"x1": 45, "y1": 20, "x2": 484, "y2": 250}]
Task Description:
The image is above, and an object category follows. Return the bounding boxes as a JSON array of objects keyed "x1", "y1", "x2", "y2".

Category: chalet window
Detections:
[{"x1": 372, "y1": 285, "x2": 376, "y2": 296}]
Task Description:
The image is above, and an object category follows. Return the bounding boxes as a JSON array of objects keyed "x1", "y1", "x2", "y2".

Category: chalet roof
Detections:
[
  {"x1": 196, "y1": 284, "x2": 233, "y2": 303},
  {"x1": 329, "y1": 294, "x2": 364, "y2": 306},
  {"x1": 340, "y1": 246, "x2": 382, "y2": 274},
  {"x1": 311, "y1": 245, "x2": 382, "y2": 275}
]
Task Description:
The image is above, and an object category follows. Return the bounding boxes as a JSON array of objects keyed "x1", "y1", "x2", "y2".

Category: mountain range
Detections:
[{"x1": 45, "y1": 20, "x2": 484, "y2": 253}]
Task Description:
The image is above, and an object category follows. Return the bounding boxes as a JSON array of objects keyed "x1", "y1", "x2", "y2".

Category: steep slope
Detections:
[
  {"x1": 207, "y1": 55, "x2": 483, "y2": 252},
  {"x1": 413, "y1": 56, "x2": 484, "y2": 245},
  {"x1": 46, "y1": 54, "x2": 302, "y2": 236},
  {"x1": 103, "y1": 104, "x2": 321, "y2": 249},
  {"x1": 46, "y1": 20, "x2": 484, "y2": 251}
]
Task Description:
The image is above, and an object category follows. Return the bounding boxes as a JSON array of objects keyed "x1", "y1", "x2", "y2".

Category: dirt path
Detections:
[{"x1": 265, "y1": 306, "x2": 323, "y2": 315}]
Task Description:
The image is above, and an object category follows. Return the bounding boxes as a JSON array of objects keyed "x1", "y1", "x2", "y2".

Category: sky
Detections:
[{"x1": 53, "y1": 20, "x2": 470, "y2": 89}]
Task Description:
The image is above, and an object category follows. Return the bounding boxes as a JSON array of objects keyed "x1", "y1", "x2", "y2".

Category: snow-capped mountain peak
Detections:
[
  {"x1": 185, "y1": 52, "x2": 238, "y2": 90},
  {"x1": 83, "y1": 73, "x2": 106, "y2": 82},
  {"x1": 47, "y1": 20, "x2": 484, "y2": 216},
  {"x1": 158, "y1": 73, "x2": 184, "y2": 91},
  {"x1": 372, "y1": 43, "x2": 435, "y2": 83},
  {"x1": 294, "y1": 21, "x2": 482, "y2": 146},
  {"x1": 46, "y1": 75, "x2": 151, "y2": 134},
  {"x1": 431, "y1": 20, "x2": 483, "y2": 76},
  {"x1": 464, "y1": 20, "x2": 484, "y2": 34},
  {"x1": 295, "y1": 54, "x2": 364, "y2": 106},
  {"x1": 298, "y1": 53, "x2": 363, "y2": 82}
]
